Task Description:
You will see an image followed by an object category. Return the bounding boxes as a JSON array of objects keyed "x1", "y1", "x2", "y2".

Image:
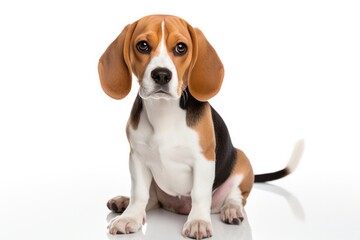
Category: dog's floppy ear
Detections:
[
  {"x1": 98, "y1": 24, "x2": 135, "y2": 99},
  {"x1": 187, "y1": 27, "x2": 224, "y2": 101}
]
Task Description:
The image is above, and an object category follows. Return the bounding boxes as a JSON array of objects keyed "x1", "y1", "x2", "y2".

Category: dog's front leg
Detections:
[
  {"x1": 183, "y1": 159, "x2": 215, "y2": 239},
  {"x1": 108, "y1": 153, "x2": 152, "y2": 234}
]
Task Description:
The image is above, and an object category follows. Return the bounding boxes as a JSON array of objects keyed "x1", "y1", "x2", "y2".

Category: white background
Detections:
[{"x1": 1, "y1": 0, "x2": 359, "y2": 239}]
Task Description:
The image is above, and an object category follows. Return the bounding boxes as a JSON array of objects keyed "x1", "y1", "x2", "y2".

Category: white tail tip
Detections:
[{"x1": 287, "y1": 139, "x2": 305, "y2": 173}]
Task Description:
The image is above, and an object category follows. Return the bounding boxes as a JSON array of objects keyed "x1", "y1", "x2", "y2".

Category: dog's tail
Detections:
[{"x1": 254, "y1": 139, "x2": 305, "y2": 183}]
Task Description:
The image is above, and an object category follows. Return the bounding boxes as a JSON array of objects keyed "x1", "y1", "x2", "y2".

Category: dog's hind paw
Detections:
[
  {"x1": 220, "y1": 202, "x2": 244, "y2": 225},
  {"x1": 107, "y1": 196, "x2": 129, "y2": 213}
]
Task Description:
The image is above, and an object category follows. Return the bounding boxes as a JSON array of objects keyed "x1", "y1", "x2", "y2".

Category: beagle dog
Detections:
[{"x1": 98, "y1": 15, "x2": 303, "y2": 239}]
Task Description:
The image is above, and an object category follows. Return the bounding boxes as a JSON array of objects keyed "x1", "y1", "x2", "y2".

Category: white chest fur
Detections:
[{"x1": 128, "y1": 98, "x2": 205, "y2": 197}]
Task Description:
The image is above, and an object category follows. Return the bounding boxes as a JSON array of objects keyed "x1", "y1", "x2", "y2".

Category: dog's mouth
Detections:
[
  {"x1": 151, "y1": 89, "x2": 173, "y2": 99},
  {"x1": 139, "y1": 87, "x2": 176, "y2": 100},
  {"x1": 154, "y1": 89, "x2": 169, "y2": 95}
]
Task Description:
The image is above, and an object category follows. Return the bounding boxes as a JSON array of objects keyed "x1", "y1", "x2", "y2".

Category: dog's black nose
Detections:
[{"x1": 151, "y1": 67, "x2": 172, "y2": 85}]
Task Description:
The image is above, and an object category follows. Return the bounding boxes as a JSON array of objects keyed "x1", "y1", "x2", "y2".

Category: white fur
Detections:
[
  {"x1": 127, "y1": 92, "x2": 215, "y2": 235},
  {"x1": 220, "y1": 186, "x2": 245, "y2": 223},
  {"x1": 108, "y1": 153, "x2": 153, "y2": 234},
  {"x1": 284, "y1": 139, "x2": 305, "y2": 173},
  {"x1": 211, "y1": 174, "x2": 243, "y2": 213},
  {"x1": 139, "y1": 21, "x2": 180, "y2": 100},
  {"x1": 129, "y1": 98, "x2": 215, "y2": 197},
  {"x1": 109, "y1": 21, "x2": 216, "y2": 235}
]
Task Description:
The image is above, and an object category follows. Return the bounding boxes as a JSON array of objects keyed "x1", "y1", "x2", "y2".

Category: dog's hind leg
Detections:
[{"x1": 212, "y1": 149, "x2": 254, "y2": 224}]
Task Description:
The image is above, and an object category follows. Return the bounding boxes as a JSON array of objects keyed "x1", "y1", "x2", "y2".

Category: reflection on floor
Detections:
[{"x1": 106, "y1": 183, "x2": 303, "y2": 240}]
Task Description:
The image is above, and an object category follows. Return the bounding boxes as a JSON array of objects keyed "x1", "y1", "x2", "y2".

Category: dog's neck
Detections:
[
  {"x1": 140, "y1": 88, "x2": 206, "y2": 132},
  {"x1": 142, "y1": 97, "x2": 186, "y2": 133}
]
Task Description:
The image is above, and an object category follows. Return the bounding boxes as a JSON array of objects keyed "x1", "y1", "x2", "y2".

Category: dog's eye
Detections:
[
  {"x1": 136, "y1": 41, "x2": 151, "y2": 54},
  {"x1": 174, "y1": 42, "x2": 187, "y2": 56}
]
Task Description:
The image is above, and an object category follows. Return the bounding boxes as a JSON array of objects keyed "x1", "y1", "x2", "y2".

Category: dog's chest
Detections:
[{"x1": 128, "y1": 99, "x2": 203, "y2": 197}]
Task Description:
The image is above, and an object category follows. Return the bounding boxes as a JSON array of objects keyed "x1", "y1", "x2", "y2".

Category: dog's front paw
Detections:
[
  {"x1": 182, "y1": 220, "x2": 213, "y2": 239},
  {"x1": 108, "y1": 215, "x2": 143, "y2": 235}
]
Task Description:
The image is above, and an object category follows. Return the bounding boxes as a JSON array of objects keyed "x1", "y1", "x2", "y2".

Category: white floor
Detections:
[
  {"x1": 1, "y1": 163, "x2": 359, "y2": 240},
  {"x1": 1, "y1": 1, "x2": 360, "y2": 239}
]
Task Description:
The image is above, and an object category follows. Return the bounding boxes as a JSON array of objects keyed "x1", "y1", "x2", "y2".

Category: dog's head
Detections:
[{"x1": 98, "y1": 15, "x2": 224, "y2": 101}]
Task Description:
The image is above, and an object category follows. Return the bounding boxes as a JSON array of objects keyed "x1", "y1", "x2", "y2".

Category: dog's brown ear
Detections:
[
  {"x1": 187, "y1": 27, "x2": 224, "y2": 101},
  {"x1": 98, "y1": 24, "x2": 135, "y2": 99}
]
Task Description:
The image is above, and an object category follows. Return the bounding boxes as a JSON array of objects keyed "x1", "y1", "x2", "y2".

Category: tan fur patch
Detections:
[
  {"x1": 191, "y1": 104, "x2": 216, "y2": 161},
  {"x1": 231, "y1": 149, "x2": 254, "y2": 205},
  {"x1": 128, "y1": 16, "x2": 193, "y2": 93}
]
